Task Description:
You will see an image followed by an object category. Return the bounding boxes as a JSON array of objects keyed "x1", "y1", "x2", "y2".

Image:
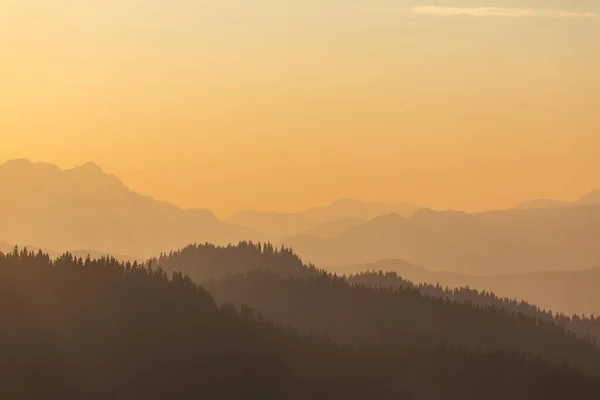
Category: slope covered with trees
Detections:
[
  {"x1": 206, "y1": 270, "x2": 600, "y2": 377},
  {"x1": 333, "y1": 258, "x2": 600, "y2": 316},
  {"x1": 347, "y1": 270, "x2": 600, "y2": 345},
  {"x1": 155, "y1": 243, "x2": 600, "y2": 376},
  {"x1": 4, "y1": 248, "x2": 600, "y2": 399}
]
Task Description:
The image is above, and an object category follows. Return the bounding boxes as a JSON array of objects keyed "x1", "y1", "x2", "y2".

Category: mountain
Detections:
[
  {"x1": 515, "y1": 189, "x2": 600, "y2": 210},
  {"x1": 330, "y1": 259, "x2": 600, "y2": 317},
  {"x1": 284, "y1": 206, "x2": 600, "y2": 275},
  {"x1": 0, "y1": 159, "x2": 260, "y2": 257},
  {"x1": 154, "y1": 243, "x2": 600, "y2": 370},
  {"x1": 227, "y1": 198, "x2": 420, "y2": 237},
  {"x1": 5, "y1": 248, "x2": 599, "y2": 399}
]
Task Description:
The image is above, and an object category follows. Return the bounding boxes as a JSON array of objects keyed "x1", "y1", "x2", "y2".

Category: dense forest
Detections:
[
  {"x1": 348, "y1": 271, "x2": 600, "y2": 345},
  {"x1": 2, "y1": 247, "x2": 600, "y2": 399},
  {"x1": 206, "y1": 270, "x2": 600, "y2": 377},
  {"x1": 154, "y1": 242, "x2": 600, "y2": 376},
  {"x1": 158, "y1": 242, "x2": 600, "y2": 346}
]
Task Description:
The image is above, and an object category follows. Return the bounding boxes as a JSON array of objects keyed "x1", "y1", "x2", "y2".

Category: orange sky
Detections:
[{"x1": 1, "y1": 1, "x2": 599, "y2": 217}]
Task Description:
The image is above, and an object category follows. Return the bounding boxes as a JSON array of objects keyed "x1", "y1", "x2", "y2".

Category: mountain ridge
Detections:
[
  {"x1": 0, "y1": 159, "x2": 259, "y2": 257},
  {"x1": 285, "y1": 204, "x2": 600, "y2": 274}
]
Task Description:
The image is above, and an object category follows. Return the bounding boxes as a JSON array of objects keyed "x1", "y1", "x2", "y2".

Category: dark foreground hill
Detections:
[
  {"x1": 2, "y1": 249, "x2": 600, "y2": 399},
  {"x1": 156, "y1": 243, "x2": 600, "y2": 376}
]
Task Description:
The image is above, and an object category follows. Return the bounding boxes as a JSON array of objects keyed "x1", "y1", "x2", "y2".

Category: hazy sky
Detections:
[{"x1": 1, "y1": 1, "x2": 599, "y2": 216}]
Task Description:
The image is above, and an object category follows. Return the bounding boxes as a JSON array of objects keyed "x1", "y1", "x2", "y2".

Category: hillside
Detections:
[
  {"x1": 4, "y1": 249, "x2": 599, "y2": 399},
  {"x1": 516, "y1": 199, "x2": 570, "y2": 210},
  {"x1": 154, "y1": 243, "x2": 600, "y2": 376},
  {"x1": 346, "y1": 270, "x2": 600, "y2": 346},
  {"x1": 0, "y1": 160, "x2": 260, "y2": 257},
  {"x1": 332, "y1": 259, "x2": 600, "y2": 316}
]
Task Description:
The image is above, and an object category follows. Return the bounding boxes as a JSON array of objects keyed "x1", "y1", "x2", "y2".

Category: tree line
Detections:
[{"x1": 2, "y1": 246, "x2": 600, "y2": 399}]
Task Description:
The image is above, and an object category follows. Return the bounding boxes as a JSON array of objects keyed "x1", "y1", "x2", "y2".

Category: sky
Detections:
[{"x1": 1, "y1": 1, "x2": 599, "y2": 217}]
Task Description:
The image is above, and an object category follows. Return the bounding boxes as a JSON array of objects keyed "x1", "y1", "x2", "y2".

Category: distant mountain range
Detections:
[
  {"x1": 2, "y1": 159, "x2": 600, "y2": 276},
  {"x1": 328, "y1": 259, "x2": 600, "y2": 316},
  {"x1": 285, "y1": 205, "x2": 600, "y2": 274},
  {"x1": 515, "y1": 198, "x2": 570, "y2": 210},
  {"x1": 227, "y1": 198, "x2": 420, "y2": 237}
]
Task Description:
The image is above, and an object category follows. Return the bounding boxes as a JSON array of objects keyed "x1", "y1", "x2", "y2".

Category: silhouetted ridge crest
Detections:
[
  {"x1": 155, "y1": 241, "x2": 318, "y2": 283},
  {"x1": 0, "y1": 158, "x2": 61, "y2": 175}
]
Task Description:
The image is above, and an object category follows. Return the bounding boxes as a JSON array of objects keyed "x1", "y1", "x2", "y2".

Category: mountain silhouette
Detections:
[
  {"x1": 515, "y1": 189, "x2": 600, "y2": 210},
  {"x1": 285, "y1": 205, "x2": 600, "y2": 275},
  {"x1": 227, "y1": 198, "x2": 420, "y2": 237},
  {"x1": 0, "y1": 159, "x2": 260, "y2": 257}
]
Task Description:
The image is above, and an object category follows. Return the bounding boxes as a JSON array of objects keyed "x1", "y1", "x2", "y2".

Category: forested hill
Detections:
[
  {"x1": 347, "y1": 271, "x2": 600, "y2": 345},
  {"x1": 156, "y1": 242, "x2": 600, "y2": 347},
  {"x1": 4, "y1": 250, "x2": 600, "y2": 399},
  {"x1": 206, "y1": 270, "x2": 600, "y2": 377}
]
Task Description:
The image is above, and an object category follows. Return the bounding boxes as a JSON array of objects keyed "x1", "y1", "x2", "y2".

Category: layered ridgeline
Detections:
[
  {"x1": 3, "y1": 159, "x2": 600, "y2": 277},
  {"x1": 5, "y1": 250, "x2": 600, "y2": 399},
  {"x1": 284, "y1": 204, "x2": 600, "y2": 275},
  {"x1": 155, "y1": 243, "x2": 600, "y2": 377},
  {"x1": 330, "y1": 259, "x2": 600, "y2": 317}
]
